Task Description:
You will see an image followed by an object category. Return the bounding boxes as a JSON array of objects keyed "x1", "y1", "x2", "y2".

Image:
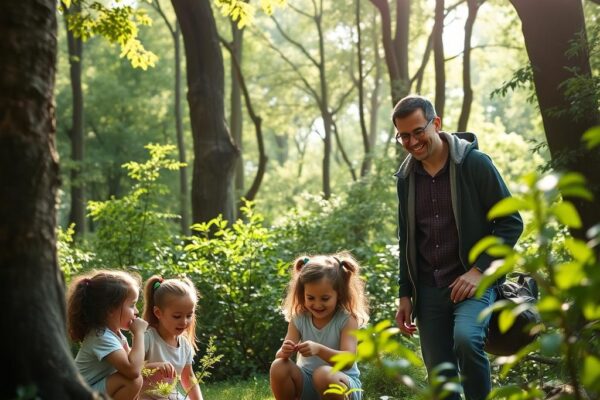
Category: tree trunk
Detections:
[
  {"x1": 171, "y1": 0, "x2": 239, "y2": 225},
  {"x1": 369, "y1": 12, "x2": 382, "y2": 155},
  {"x1": 457, "y1": 0, "x2": 480, "y2": 132},
  {"x1": 173, "y1": 24, "x2": 191, "y2": 235},
  {"x1": 356, "y1": 0, "x2": 371, "y2": 177},
  {"x1": 64, "y1": 2, "x2": 86, "y2": 236},
  {"x1": 510, "y1": 0, "x2": 600, "y2": 236},
  {"x1": 0, "y1": 0, "x2": 96, "y2": 397},
  {"x1": 370, "y1": 0, "x2": 411, "y2": 105},
  {"x1": 230, "y1": 22, "x2": 244, "y2": 217},
  {"x1": 433, "y1": 0, "x2": 446, "y2": 119}
]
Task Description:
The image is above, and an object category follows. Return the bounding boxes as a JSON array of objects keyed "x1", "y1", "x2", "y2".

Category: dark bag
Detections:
[{"x1": 484, "y1": 273, "x2": 541, "y2": 356}]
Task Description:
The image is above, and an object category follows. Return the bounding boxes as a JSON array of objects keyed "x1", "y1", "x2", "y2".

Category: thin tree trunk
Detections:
[
  {"x1": 64, "y1": 2, "x2": 86, "y2": 236},
  {"x1": 356, "y1": 0, "x2": 371, "y2": 177},
  {"x1": 171, "y1": 0, "x2": 239, "y2": 225},
  {"x1": 173, "y1": 24, "x2": 190, "y2": 235},
  {"x1": 457, "y1": 0, "x2": 480, "y2": 132},
  {"x1": 369, "y1": 12, "x2": 382, "y2": 153},
  {"x1": 0, "y1": 0, "x2": 97, "y2": 397},
  {"x1": 510, "y1": 0, "x2": 600, "y2": 238},
  {"x1": 220, "y1": 38, "x2": 267, "y2": 207},
  {"x1": 433, "y1": 0, "x2": 446, "y2": 118},
  {"x1": 230, "y1": 22, "x2": 244, "y2": 216},
  {"x1": 151, "y1": 0, "x2": 190, "y2": 235}
]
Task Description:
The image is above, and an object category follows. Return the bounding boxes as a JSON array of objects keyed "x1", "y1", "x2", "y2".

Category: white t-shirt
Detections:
[
  {"x1": 75, "y1": 327, "x2": 128, "y2": 388},
  {"x1": 141, "y1": 327, "x2": 195, "y2": 400}
]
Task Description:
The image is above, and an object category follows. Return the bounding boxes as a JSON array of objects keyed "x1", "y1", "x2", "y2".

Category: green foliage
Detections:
[
  {"x1": 87, "y1": 144, "x2": 183, "y2": 267},
  {"x1": 215, "y1": 0, "x2": 286, "y2": 28},
  {"x1": 201, "y1": 375, "x2": 273, "y2": 400},
  {"x1": 471, "y1": 170, "x2": 600, "y2": 398},
  {"x1": 57, "y1": 224, "x2": 94, "y2": 280},
  {"x1": 490, "y1": 64, "x2": 536, "y2": 103},
  {"x1": 177, "y1": 203, "x2": 289, "y2": 379},
  {"x1": 63, "y1": 1, "x2": 158, "y2": 69}
]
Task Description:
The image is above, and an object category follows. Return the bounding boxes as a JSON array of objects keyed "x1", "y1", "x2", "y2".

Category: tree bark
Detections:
[
  {"x1": 0, "y1": 0, "x2": 97, "y2": 397},
  {"x1": 356, "y1": 0, "x2": 372, "y2": 177},
  {"x1": 173, "y1": 23, "x2": 191, "y2": 235},
  {"x1": 230, "y1": 22, "x2": 244, "y2": 217},
  {"x1": 171, "y1": 0, "x2": 239, "y2": 225},
  {"x1": 457, "y1": 0, "x2": 480, "y2": 132},
  {"x1": 64, "y1": 2, "x2": 86, "y2": 236},
  {"x1": 510, "y1": 0, "x2": 600, "y2": 236},
  {"x1": 433, "y1": 0, "x2": 446, "y2": 119},
  {"x1": 369, "y1": 0, "x2": 411, "y2": 105}
]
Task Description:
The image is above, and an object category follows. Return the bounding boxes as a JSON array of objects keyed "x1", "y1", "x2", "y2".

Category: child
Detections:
[
  {"x1": 141, "y1": 275, "x2": 203, "y2": 400},
  {"x1": 270, "y1": 253, "x2": 369, "y2": 400},
  {"x1": 67, "y1": 269, "x2": 148, "y2": 400}
]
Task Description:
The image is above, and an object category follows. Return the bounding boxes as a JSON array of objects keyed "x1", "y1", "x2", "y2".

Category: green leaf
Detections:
[
  {"x1": 537, "y1": 296, "x2": 562, "y2": 312},
  {"x1": 565, "y1": 238, "x2": 594, "y2": 263},
  {"x1": 583, "y1": 125, "x2": 600, "y2": 149},
  {"x1": 583, "y1": 301, "x2": 600, "y2": 320},
  {"x1": 582, "y1": 356, "x2": 600, "y2": 389},
  {"x1": 551, "y1": 202, "x2": 582, "y2": 228},
  {"x1": 469, "y1": 236, "x2": 502, "y2": 264},
  {"x1": 487, "y1": 197, "x2": 529, "y2": 220},
  {"x1": 498, "y1": 309, "x2": 516, "y2": 333},
  {"x1": 539, "y1": 332, "x2": 562, "y2": 357},
  {"x1": 554, "y1": 261, "x2": 586, "y2": 289}
]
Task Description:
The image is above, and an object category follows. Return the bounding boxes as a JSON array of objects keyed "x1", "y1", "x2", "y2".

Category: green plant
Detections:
[{"x1": 87, "y1": 143, "x2": 183, "y2": 267}]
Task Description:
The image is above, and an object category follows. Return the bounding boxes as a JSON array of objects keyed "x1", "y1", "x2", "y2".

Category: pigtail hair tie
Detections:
[{"x1": 153, "y1": 277, "x2": 164, "y2": 291}]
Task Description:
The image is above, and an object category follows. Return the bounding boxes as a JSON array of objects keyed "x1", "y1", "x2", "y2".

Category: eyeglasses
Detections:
[{"x1": 395, "y1": 118, "x2": 434, "y2": 144}]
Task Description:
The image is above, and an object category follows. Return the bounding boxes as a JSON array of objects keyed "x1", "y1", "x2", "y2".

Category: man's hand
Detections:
[
  {"x1": 449, "y1": 267, "x2": 483, "y2": 303},
  {"x1": 395, "y1": 297, "x2": 417, "y2": 336}
]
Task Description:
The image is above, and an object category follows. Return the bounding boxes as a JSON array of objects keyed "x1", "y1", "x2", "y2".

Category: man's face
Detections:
[{"x1": 394, "y1": 109, "x2": 441, "y2": 162}]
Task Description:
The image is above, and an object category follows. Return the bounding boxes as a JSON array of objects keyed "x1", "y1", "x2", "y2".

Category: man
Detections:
[{"x1": 393, "y1": 95, "x2": 523, "y2": 400}]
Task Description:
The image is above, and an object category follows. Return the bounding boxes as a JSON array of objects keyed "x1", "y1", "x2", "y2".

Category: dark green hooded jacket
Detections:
[{"x1": 395, "y1": 132, "x2": 523, "y2": 302}]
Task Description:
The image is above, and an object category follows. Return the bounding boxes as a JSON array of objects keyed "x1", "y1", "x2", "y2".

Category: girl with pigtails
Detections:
[
  {"x1": 67, "y1": 269, "x2": 147, "y2": 399},
  {"x1": 270, "y1": 252, "x2": 370, "y2": 400},
  {"x1": 141, "y1": 275, "x2": 203, "y2": 400}
]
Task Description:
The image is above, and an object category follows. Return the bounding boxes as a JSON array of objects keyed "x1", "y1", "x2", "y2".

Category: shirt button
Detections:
[
  {"x1": 435, "y1": 214, "x2": 439, "y2": 218},
  {"x1": 432, "y1": 199, "x2": 436, "y2": 202},
  {"x1": 436, "y1": 244, "x2": 439, "y2": 248}
]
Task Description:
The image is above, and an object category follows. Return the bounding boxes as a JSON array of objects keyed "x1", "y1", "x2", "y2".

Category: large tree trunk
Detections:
[
  {"x1": 370, "y1": 0, "x2": 410, "y2": 105},
  {"x1": 64, "y1": 2, "x2": 86, "y2": 236},
  {"x1": 457, "y1": 0, "x2": 480, "y2": 132},
  {"x1": 433, "y1": 0, "x2": 445, "y2": 119},
  {"x1": 171, "y1": 0, "x2": 239, "y2": 225},
  {"x1": 0, "y1": 0, "x2": 95, "y2": 397},
  {"x1": 356, "y1": 0, "x2": 372, "y2": 177},
  {"x1": 510, "y1": 0, "x2": 600, "y2": 236}
]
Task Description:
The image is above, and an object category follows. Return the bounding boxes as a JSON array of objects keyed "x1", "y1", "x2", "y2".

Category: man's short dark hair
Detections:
[{"x1": 392, "y1": 95, "x2": 437, "y2": 127}]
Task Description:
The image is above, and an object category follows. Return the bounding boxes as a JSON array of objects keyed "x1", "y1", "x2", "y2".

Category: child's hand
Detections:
[
  {"x1": 280, "y1": 339, "x2": 297, "y2": 358},
  {"x1": 296, "y1": 341, "x2": 321, "y2": 357},
  {"x1": 155, "y1": 361, "x2": 176, "y2": 380},
  {"x1": 129, "y1": 317, "x2": 148, "y2": 335}
]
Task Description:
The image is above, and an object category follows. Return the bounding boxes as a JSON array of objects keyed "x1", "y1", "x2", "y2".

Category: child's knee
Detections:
[{"x1": 270, "y1": 358, "x2": 293, "y2": 377}]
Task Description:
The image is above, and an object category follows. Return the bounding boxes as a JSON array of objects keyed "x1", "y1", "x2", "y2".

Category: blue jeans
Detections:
[{"x1": 415, "y1": 284, "x2": 496, "y2": 400}]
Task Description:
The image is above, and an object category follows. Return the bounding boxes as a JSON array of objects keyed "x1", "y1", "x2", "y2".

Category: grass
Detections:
[
  {"x1": 202, "y1": 375, "x2": 273, "y2": 400},
  {"x1": 201, "y1": 367, "x2": 424, "y2": 400}
]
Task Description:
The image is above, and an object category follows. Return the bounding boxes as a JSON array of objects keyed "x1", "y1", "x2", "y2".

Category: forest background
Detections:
[{"x1": 1, "y1": 0, "x2": 599, "y2": 399}]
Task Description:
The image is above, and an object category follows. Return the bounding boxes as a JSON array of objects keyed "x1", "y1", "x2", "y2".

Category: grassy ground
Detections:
[{"x1": 201, "y1": 368, "x2": 423, "y2": 400}]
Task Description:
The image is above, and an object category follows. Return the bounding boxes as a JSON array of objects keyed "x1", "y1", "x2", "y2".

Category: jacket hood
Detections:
[{"x1": 394, "y1": 131, "x2": 478, "y2": 178}]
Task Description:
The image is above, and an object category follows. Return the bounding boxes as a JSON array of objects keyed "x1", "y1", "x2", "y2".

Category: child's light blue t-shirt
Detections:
[
  {"x1": 75, "y1": 327, "x2": 127, "y2": 388},
  {"x1": 293, "y1": 308, "x2": 360, "y2": 377}
]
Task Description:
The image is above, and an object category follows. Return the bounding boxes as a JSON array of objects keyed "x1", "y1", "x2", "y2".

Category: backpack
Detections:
[{"x1": 484, "y1": 273, "x2": 541, "y2": 356}]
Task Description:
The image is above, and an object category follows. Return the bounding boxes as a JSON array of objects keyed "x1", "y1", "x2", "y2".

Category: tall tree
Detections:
[
  {"x1": 510, "y1": 0, "x2": 600, "y2": 235},
  {"x1": 268, "y1": 1, "x2": 355, "y2": 198},
  {"x1": 457, "y1": 0, "x2": 482, "y2": 132},
  {"x1": 230, "y1": 22, "x2": 245, "y2": 217},
  {"x1": 432, "y1": 0, "x2": 446, "y2": 119},
  {"x1": 64, "y1": 1, "x2": 86, "y2": 236},
  {"x1": 0, "y1": 0, "x2": 93, "y2": 397},
  {"x1": 171, "y1": 0, "x2": 239, "y2": 224},
  {"x1": 369, "y1": 0, "x2": 410, "y2": 105},
  {"x1": 151, "y1": 0, "x2": 191, "y2": 235}
]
